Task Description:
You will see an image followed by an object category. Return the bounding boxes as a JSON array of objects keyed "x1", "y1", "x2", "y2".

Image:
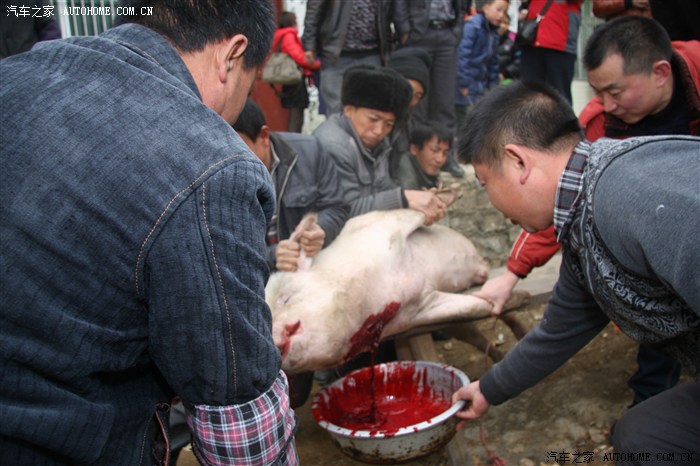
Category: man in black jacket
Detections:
[
  {"x1": 233, "y1": 99, "x2": 349, "y2": 273},
  {"x1": 302, "y1": 0, "x2": 409, "y2": 115}
]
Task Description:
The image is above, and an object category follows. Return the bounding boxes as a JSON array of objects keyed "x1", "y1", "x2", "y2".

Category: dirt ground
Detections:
[{"x1": 177, "y1": 292, "x2": 691, "y2": 466}]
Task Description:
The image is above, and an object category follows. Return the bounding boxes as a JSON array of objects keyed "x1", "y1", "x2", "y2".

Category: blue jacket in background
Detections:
[{"x1": 455, "y1": 12, "x2": 500, "y2": 106}]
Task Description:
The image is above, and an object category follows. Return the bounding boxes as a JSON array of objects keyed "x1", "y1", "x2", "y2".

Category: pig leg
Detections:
[{"x1": 383, "y1": 291, "x2": 493, "y2": 338}]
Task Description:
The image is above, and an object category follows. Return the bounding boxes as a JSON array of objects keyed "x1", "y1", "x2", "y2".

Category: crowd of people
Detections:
[{"x1": 1, "y1": 0, "x2": 698, "y2": 464}]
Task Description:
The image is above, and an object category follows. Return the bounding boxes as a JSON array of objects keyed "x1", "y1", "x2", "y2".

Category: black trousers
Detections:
[
  {"x1": 612, "y1": 382, "x2": 700, "y2": 465},
  {"x1": 519, "y1": 46, "x2": 576, "y2": 105}
]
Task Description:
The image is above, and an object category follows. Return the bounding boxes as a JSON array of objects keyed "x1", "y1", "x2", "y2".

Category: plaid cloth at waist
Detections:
[{"x1": 187, "y1": 370, "x2": 299, "y2": 466}]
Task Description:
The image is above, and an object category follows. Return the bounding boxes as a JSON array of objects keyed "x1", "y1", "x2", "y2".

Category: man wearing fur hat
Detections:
[{"x1": 313, "y1": 66, "x2": 447, "y2": 225}]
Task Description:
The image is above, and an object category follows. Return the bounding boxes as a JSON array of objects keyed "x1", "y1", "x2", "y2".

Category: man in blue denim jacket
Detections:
[{"x1": 0, "y1": 1, "x2": 298, "y2": 465}]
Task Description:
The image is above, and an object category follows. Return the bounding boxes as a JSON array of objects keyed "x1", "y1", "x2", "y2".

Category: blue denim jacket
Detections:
[{"x1": 0, "y1": 24, "x2": 280, "y2": 464}]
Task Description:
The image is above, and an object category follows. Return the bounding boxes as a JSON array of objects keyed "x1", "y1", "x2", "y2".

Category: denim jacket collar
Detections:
[{"x1": 101, "y1": 23, "x2": 201, "y2": 101}]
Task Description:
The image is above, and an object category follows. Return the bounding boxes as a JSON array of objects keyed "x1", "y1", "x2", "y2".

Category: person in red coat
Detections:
[
  {"x1": 271, "y1": 11, "x2": 321, "y2": 132},
  {"x1": 517, "y1": 0, "x2": 583, "y2": 104},
  {"x1": 592, "y1": 0, "x2": 652, "y2": 21}
]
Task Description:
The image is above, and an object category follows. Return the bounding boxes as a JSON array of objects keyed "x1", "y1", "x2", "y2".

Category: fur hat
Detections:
[
  {"x1": 341, "y1": 66, "x2": 413, "y2": 121},
  {"x1": 388, "y1": 47, "x2": 431, "y2": 94}
]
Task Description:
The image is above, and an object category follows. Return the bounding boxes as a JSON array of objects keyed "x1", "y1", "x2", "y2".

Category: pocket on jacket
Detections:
[
  {"x1": 285, "y1": 186, "x2": 319, "y2": 209},
  {"x1": 140, "y1": 403, "x2": 172, "y2": 466}
]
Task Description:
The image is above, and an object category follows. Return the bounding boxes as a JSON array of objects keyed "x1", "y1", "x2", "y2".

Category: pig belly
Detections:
[
  {"x1": 406, "y1": 225, "x2": 489, "y2": 291},
  {"x1": 268, "y1": 209, "x2": 493, "y2": 373}
]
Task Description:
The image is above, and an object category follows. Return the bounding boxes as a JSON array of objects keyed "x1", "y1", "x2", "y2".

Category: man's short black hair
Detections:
[
  {"x1": 116, "y1": 0, "x2": 275, "y2": 68},
  {"x1": 584, "y1": 16, "x2": 673, "y2": 75},
  {"x1": 457, "y1": 81, "x2": 582, "y2": 169},
  {"x1": 232, "y1": 99, "x2": 266, "y2": 141},
  {"x1": 410, "y1": 123, "x2": 453, "y2": 149}
]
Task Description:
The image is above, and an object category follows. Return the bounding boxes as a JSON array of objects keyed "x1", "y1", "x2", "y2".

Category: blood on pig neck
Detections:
[
  {"x1": 345, "y1": 301, "x2": 400, "y2": 362},
  {"x1": 340, "y1": 302, "x2": 400, "y2": 427}
]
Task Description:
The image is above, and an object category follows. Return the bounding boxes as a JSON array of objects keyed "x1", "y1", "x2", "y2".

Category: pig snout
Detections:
[{"x1": 273, "y1": 320, "x2": 301, "y2": 360}]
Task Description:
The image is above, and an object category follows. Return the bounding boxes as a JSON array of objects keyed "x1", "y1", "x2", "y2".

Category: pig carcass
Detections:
[{"x1": 267, "y1": 209, "x2": 503, "y2": 374}]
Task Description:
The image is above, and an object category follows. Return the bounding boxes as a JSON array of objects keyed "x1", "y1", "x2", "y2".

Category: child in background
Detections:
[
  {"x1": 455, "y1": 0, "x2": 509, "y2": 129},
  {"x1": 497, "y1": 13, "x2": 521, "y2": 83}
]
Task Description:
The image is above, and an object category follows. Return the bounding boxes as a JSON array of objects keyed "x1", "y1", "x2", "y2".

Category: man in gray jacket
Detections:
[
  {"x1": 233, "y1": 99, "x2": 349, "y2": 273},
  {"x1": 452, "y1": 81, "x2": 699, "y2": 461},
  {"x1": 313, "y1": 65, "x2": 447, "y2": 225}
]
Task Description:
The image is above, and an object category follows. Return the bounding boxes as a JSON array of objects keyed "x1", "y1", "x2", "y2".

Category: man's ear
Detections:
[
  {"x1": 259, "y1": 125, "x2": 272, "y2": 150},
  {"x1": 217, "y1": 34, "x2": 249, "y2": 83},
  {"x1": 409, "y1": 143, "x2": 419, "y2": 156},
  {"x1": 651, "y1": 59, "x2": 672, "y2": 88},
  {"x1": 504, "y1": 143, "x2": 531, "y2": 185}
]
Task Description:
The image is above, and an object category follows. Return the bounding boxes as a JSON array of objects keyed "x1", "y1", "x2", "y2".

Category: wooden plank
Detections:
[
  {"x1": 394, "y1": 336, "x2": 413, "y2": 360},
  {"x1": 407, "y1": 332, "x2": 440, "y2": 360}
]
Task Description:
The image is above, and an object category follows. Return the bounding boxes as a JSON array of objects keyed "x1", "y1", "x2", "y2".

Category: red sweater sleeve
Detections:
[
  {"x1": 280, "y1": 31, "x2": 320, "y2": 71},
  {"x1": 506, "y1": 226, "x2": 561, "y2": 278},
  {"x1": 579, "y1": 96, "x2": 606, "y2": 141}
]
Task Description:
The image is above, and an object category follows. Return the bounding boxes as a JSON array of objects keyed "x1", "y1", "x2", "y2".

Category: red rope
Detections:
[
  {"x1": 479, "y1": 419, "x2": 507, "y2": 466},
  {"x1": 477, "y1": 318, "x2": 508, "y2": 466}
]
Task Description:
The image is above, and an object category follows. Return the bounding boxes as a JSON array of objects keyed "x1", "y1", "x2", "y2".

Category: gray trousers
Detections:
[{"x1": 320, "y1": 53, "x2": 382, "y2": 115}]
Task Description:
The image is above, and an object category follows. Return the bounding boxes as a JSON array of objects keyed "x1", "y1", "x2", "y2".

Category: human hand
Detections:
[
  {"x1": 472, "y1": 270, "x2": 520, "y2": 315},
  {"x1": 459, "y1": 87, "x2": 469, "y2": 97},
  {"x1": 276, "y1": 239, "x2": 301, "y2": 272},
  {"x1": 304, "y1": 51, "x2": 316, "y2": 65},
  {"x1": 299, "y1": 222, "x2": 325, "y2": 257},
  {"x1": 451, "y1": 380, "x2": 490, "y2": 431},
  {"x1": 404, "y1": 190, "x2": 447, "y2": 225}
]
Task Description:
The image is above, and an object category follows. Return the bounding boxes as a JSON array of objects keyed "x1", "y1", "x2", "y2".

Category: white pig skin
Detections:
[{"x1": 267, "y1": 209, "x2": 493, "y2": 374}]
